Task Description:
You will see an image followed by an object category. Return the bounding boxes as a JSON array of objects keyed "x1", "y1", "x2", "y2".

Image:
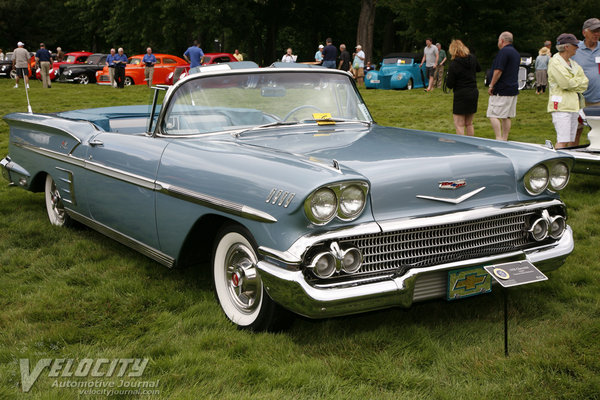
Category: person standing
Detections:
[
  {"x1": 322, "y1": 38, "x2": 337, "y2": 69},
  {"x1": 0, "y1": 49, "x2": 5, "y2": 61},
  {"x1": 183, "y1": 40, "x2": 205, "y2": 68},
  {"x1": 142, "y1": 47, "x2": 156, "y2": 87},
  {"x1": 434, "y1": 43, "x2": 447, "y2": 88},
  {"x1": 419, "y1": 38, "x2": 439, "y2": 92},
  {"x1": 446, "y1": 40, "x2": 481, "y2": 136},
  {"x1": 314, "y1": 45, "x2": 323, "y2": 64},
  {"x1": 534, "y1": 47, "x2": 551, "y2": 94},
  {"x1": 233, "y1": 49, "x2": 243, "y2": 62},
  {"x1": 544, "y1": 40, "x2": 552, "y2": 55},
  {"x1": 12, "y1": 41, "x2": 30, "y2": 89},
  {"x1": 35, "y1": 43, "x2": 53, "y2": 88},
  {"x1": 55, "y1": 47, "x2": 64, "y2": 62},
  {"x1": 338, "y1": 44, "x2": 351, "y2": 72},
  {"x1": 486, "y1": 31, "x2": 520, "y2": 141},
  {"x1": 352, "y1": 45, "x2": 365, "y2": 86},
  {"x1": 113, "y1": 47, "x2": 128, "y2": 89},
  {"x1": 547, "y1": 33, "x2": 588, "y2": 148},
  {"x1": 106, "y1": 48, "x2": 116, "y2": 88},
  {"x1": 572, "y1": 18, "x2": 600, "y2": 145},
  {"x1": 281, "y1": 48, "x2": 295, "y2": 63}
]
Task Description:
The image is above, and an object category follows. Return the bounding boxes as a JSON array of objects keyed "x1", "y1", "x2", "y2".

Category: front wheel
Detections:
[
  {"x1": 212, "y1": 224, "x2": 291, "y2": 331},
  {"x1": 44, "y1": 175, "x2": 72, "y2": 227},
  {"x1": 78, "y1": 74, "x2": 90, "y2": 84}
]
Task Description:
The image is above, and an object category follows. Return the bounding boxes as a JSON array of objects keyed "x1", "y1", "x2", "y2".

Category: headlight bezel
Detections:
[
  {"x1": 304, "y1": 181, "x2": 369, "y2": 225},
  {"x1": 524, "y1": 159, "x2": 571, "y2": 196}
]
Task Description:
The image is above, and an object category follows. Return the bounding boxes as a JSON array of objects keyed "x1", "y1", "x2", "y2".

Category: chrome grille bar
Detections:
[{"x1": 339, "y1": 211, "x2": 536, "y2": 275}]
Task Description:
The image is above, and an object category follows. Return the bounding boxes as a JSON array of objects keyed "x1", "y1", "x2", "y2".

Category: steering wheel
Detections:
[{"x1": 283, "y1": 105, "x2": 324, "y2": 122}]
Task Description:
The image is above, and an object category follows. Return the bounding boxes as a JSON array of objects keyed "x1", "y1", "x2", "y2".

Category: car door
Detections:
[
  {"x1": 156, "y1": 57, "x2": 174, "y2": 84},
  {"x1": 82, "y1": 130, "x2": 169, "y2": 250}
]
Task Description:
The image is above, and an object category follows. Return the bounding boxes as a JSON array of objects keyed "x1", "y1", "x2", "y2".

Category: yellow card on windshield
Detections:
[{"x1": 312, "y1": 113, "x2": 335, "y2": 125}]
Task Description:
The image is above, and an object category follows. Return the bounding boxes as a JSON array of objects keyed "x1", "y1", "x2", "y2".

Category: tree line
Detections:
[{"x1": 0, "y1": 0, "x2": 595, "y2": 67}]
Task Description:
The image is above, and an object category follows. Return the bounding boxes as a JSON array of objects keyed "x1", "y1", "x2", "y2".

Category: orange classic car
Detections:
[{"x1": 96, "y1": 53, "x2": 188, "y2": 86}]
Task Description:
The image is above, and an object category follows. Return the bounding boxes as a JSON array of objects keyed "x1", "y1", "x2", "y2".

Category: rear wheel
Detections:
[
  {"x1": 406, "y1": 78, "x2": 413, "y2": 90},
  {"x1": 124, "y1": 76, "x2": 134, "y2": 86},
  {"x1": 44, "y1": 175, "x2": 72, "y2": 227},
  {"x1": 78, "y1": 74, "x2": 90, "y2": 84},
  {"x1": 212, "y1": 224, "x2": 291, "y2": 331}
]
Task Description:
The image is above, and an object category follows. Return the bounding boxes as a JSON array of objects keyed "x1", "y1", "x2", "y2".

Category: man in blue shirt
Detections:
[
  {"x1": 184, "y1": 41, "x2": 205, "y2": 68},
  {"x1": 487, "y1": 31, "x2": 520, "y2": 141},
  {"x1": 35, "y1": 43, "x2": 53, "y2": 88},
  {"x1": 322, "y1": 38, "x2": 337, "y2": 69},
  {"x1": 105, "y1": 48, "x2": 116, "y2": 87},
  {"x1": 572, "y1": 18, "x2": 600, "y2": 145},
  {"x1": 142, "y1": 47, "x2": 157, "y2": 87},
  {"x1": 113, "y1": 47, "x2": 128, "y2": 88}
]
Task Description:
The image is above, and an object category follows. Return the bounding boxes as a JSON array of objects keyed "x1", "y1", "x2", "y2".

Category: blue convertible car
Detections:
[
  {"x1": 365, "y1": 53, "x2": 427, "y2": 90},
  {"x1": 2, "y1": 62, "x2": 574, "y2": 330}
]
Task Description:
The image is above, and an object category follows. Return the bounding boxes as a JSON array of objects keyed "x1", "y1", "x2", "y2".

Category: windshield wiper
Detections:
[
  {"x1": 231, "y1": 121, "x2": 300, "y2": 138},
  {"x1": 305, "y1": 117, "x2": 372, "y2": 126}
]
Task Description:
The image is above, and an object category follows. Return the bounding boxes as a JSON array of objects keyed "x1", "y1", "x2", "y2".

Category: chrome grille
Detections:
[{"x1": 339, "y1": 211, "x2": 536, "y2": 275}]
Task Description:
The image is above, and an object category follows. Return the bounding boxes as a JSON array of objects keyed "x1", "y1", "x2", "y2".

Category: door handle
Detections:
[{"x1": 89, "y1": 139, "x2": 104, "y2": 146}]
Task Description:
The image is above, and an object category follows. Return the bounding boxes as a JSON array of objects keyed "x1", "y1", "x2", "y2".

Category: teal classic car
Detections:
[
  {"x1": 1, "y1": 62, "x2": 574, "y2": 331},
  {"x1": 365, "y1": 53, "x2": 427, "y2": 90}
]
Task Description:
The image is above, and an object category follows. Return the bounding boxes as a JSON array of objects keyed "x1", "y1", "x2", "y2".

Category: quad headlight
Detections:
[
  {"x1": 524, "y1": 160, "x2": 570, "y2": 195},
  {"x1": 304, "y1": 181, "x2": 369, "y2": 225}
]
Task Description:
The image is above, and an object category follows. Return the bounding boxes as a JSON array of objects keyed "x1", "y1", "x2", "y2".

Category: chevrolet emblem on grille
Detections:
[{"x1": 439, "y1": 179, "x2": 466, "y2": 190}]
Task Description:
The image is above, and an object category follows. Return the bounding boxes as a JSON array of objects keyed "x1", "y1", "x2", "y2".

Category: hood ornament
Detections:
[{"x1": 417, "y1": 187, "x2": 486, "y2": 204}]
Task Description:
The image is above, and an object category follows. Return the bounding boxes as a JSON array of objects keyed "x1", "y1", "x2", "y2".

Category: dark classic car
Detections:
[
  {"x1": 0, "y1": 51, "x2": 36, "y2": 79},
  {"x1": 58, "y1": 53, "x2": 107, "y2": 84},
  {"x1": 36, "y1": 51, "x2": 93, "y2": 81},
  {"x1": 1, "y1": 62, "x2": 574, "y2": 331}
]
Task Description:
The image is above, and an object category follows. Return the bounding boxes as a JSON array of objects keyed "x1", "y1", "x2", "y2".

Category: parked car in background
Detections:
[
  {"x1": 58, "y1": 53, "x2": 107, "y2": 84},
  {"x1": 1, "y1": 52, "x2": 36, "y2": 79},
  {"x1": 36, "y1": 51, "x2": 92, "y2": 81},
  {"x1": 365, "y1": 53, "x2": 427, "y2": 90},
  {"x1": 166, "y1": 52, "x2": 239, "y2": 85},
  {"x1": 556, "y1": 106, "x2": 600, "y2": 175},
  {"x1": 1, "y1": 62, "x2": 574, "y2": 331},
  {"x1": 96, "y1": 53, "x2": 188, "y2": 86}
]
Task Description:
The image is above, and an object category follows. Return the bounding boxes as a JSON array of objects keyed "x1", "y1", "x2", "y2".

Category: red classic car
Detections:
[
  {"x1": 95, "y1": 53, "x2": 188, "y2": 86},
  {"x1": 35, "y1": 51, "x2": 92, "y2": 81},
  {"x1": 166, "y1": 53, "x2": 239, "y2": 85}
]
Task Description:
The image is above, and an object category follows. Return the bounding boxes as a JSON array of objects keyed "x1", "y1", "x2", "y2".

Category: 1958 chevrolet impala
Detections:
[{"x1": 1, "y1": 62, "x2": 575, "y2": 330}]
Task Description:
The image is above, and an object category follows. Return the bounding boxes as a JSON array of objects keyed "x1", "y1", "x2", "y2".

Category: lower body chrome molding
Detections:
[{"x1": 257, "y1": 226, "x2": 573, "y2": 319}]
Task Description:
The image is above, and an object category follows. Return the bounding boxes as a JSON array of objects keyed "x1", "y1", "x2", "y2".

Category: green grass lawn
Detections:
[{"x1": 0, "y1": 77, "x2": 599, "y2": 399}]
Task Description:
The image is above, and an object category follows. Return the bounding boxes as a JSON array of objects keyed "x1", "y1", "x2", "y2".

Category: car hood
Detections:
[{"x1": 236, "y1": 124, "x2": 534, "y2": 221}]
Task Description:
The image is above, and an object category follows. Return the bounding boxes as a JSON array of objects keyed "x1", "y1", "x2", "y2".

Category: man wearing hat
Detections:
[
  {"x1": 572, "y1": 18, "x2": 600, "y2": 144},
  {"x1": 314, "y1": 44, "x2": 324, "y2": 64},
  {"x1": 12, "y1": 41, "x2": 30, "y2": 89},
  {"x1": 352, "y1": 45, "x2": 365, "y2": 86}
]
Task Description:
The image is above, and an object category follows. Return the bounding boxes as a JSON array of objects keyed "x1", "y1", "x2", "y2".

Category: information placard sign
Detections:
[{"x1": 484, "y1": 260, "x2": 547, "y2": 288}]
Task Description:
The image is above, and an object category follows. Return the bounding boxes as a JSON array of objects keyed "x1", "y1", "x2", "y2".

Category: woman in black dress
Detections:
[{"x1": 446, "y1": 40, "x2": 481, "y2": 136}]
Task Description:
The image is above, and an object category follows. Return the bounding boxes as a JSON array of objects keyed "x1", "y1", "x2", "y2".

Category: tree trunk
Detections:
[{"x1": 356, "y1": 0, "x2": 376, "y2": 63}]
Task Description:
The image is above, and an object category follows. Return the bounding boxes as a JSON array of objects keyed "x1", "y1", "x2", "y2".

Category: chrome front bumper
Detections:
[{"x1": 257, "y1": 226, "x2": 573, "y2": 319}]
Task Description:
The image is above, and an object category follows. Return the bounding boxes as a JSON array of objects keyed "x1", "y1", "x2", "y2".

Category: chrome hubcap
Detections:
[
  {"x1": 225, "y1": 244, "x2": 261, "y2": 313},
  {"x1": 50, "y1": 182, "x2": 65, "y2": 222}
]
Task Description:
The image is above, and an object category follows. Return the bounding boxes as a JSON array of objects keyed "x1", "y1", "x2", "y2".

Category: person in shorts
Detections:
[
  {"x1": 547, "y1": 33, "x2": 588, "y2": 148},
  {"x1": 12, "y1": 41, "x2": 30, "y2": 89},
  {"x1": 419, "y1": 38, "x2": 439, "y2": 92},
  {"x1": 486, "y1": 32, "x2": 520, "y2": 141},
  {"x1": 352, "y1": 45, "x2": 365, "y2": 86}
]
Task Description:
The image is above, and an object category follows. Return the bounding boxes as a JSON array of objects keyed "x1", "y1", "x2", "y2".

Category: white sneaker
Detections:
[
  {"x1": 13, "y1": 84, "x2": 18, "y2": 88},
  {"x1": 26, "y1": 84, "x2": 30, "y2": 89}
]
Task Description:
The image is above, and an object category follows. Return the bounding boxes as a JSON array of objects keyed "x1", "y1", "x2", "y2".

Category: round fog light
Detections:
[
  {"x1": 312, "y1": 253, "x2": 336, "y2": 278},
  {"x1": 341, "y1": 248, "x2": 362, "y2": 274},
  {"x1": 549, "y1": 216, "x2": 566, "y2": 239},
  {"x1": 530, "y1": 218, "x2": 549, "y2": 241}
]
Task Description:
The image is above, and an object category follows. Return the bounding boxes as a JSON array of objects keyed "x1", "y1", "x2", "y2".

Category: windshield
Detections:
[
  {"x1": 383, "y1": 57, "x2": 413, "y2": 65},
  {"x1": 161, "y1": 70, "x2": 372, "y2": 135}
]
